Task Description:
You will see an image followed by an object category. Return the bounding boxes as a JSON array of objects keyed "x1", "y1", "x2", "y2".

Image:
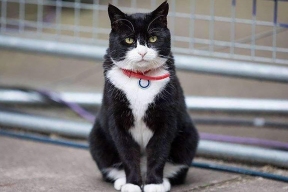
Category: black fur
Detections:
[{"x1": 89, "y1": 1, "x2": 199, "y2": 190}]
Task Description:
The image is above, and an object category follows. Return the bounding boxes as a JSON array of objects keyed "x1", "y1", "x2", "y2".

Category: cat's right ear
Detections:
[
  {"x1": 108, "y1": 4, "x2": 125, "y2": 30},
  {"x1": 151, "y1": 1, "x2": 169, "y2": 27}
]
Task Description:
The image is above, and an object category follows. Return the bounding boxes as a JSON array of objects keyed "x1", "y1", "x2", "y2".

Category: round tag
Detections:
[{"x1": 139, "y1": 79, "x2": 150, "y2": 89}]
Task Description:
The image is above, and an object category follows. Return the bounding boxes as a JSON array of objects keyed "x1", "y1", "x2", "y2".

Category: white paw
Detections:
[
  {"x1": 121, "y1": 183, "x2": 142, "y2": 192},
  {"x1": 114, "y1": 177, "x2": 126, "y2": 191},
  {"x1": 144, "y1": 179, "x2": 171, "y2": 192},
  {"x1": 163, "y1": 178, "x2": 171, "y2": 191}
]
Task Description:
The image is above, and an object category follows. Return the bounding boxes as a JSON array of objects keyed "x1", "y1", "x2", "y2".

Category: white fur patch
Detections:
[
  {"x1": 143, "y1": 178, "x2": 170, "y2": 192},
  {"x1": 104, "y1": 168, "x2": 125, "y2": 180},
  {"x1": 162, "y1": 178, "x2": 171, "y2": 191},
  {"x1": 139, "y1": 156, "x2": 186, "y2": 179},
  {"x1": 114, "y1": 177, "x2": 126, "y2": 191},
  {"x1": 164, "y1": 163, "x2": 187, "y2": 178},
  {"x1": 105, "y1": 161, "x2": 184, "y2": 191},
  {"x1": 107, "y1": 67, "x2": 170, "y2": 151},
  {"x1": 121, "y1": 183, "x2": 142, "y2": 192},
  {"x1": 140, "y1": 156, "x2": 148, "y2": 179},
  {"x1": 141, "y1": 157, "x2": 186, "y2": 181},
  {"x1": 111, "y1": 41, "x2": 167, "y2": 72},
  {"x1": 130, "y1": 121, "x2": 154, "y2": 153}
]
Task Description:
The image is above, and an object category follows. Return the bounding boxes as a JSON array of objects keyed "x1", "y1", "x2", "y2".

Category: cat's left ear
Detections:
[
  {"x1": 151, "y1": 1, "x2": 169, "y2": 26},
  {"x1": 108, "y1": 4, "x2": 126, "y2": 30}
]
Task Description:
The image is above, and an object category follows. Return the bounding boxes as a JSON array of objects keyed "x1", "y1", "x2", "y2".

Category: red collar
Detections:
[{"x1": 122, "y1": 69, "x2": 170, "y2": 81}]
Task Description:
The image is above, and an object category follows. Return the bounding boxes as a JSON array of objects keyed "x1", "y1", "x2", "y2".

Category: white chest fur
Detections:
[{"x1": 107, "y1": 67, "x2": 170, "y2": 150}]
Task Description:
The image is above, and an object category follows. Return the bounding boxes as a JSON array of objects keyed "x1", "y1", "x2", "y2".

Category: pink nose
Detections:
[{"x1": 138, "y1": 51, "x2": 147, "y2": 57}]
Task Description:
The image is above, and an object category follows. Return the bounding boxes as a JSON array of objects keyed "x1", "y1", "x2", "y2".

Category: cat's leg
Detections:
[
  {"x1": 108, "y1": 126, "x2": 142, "y2": 192},
  {"x1": 89, "y1": 120, "x2": 126, "y2": 190},
  {"x1": 143, "y1": 119, "x2": 198, "y2": 192},
  {"x1": 166, "y1": 120, "x2": 199, "y2": 185},
  {"x1": 143, "y1": 129, "x2": 175, "y2": 192}
]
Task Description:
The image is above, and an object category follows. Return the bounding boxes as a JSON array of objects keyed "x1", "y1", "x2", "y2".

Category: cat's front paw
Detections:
[
  {"x1": 144, "y1": 178, "x2": 171, "y2": 192},
  {"x1": 121, "y1": 183, "x2": 142, "y2": 192},
  {"x1": 143, "y1": 184, "x2": 166, "y2": 192},
  {"x1": 114, "y1": 177, "x2": 126, "y2": 190}
]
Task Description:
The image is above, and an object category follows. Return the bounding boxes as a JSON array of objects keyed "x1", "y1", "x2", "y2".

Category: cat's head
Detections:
[{"x1": 107, "y1": 1, "x2": 171, "y2": 72}]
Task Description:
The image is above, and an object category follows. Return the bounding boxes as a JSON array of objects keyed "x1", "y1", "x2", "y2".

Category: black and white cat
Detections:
[{"x1": 89, "y1": 1, "x2": 199, "y2": 192}]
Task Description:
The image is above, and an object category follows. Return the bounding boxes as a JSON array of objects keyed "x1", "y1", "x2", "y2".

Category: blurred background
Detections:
[
  {"x1": 1, "y1": 1, "x2": 288, "y2": 190},
  {"x1": 0, "y1": 0, "x2": 288, "y2": 191}
]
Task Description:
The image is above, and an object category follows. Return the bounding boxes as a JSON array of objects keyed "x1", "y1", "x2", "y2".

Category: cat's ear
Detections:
[
  {"x1": 151, "y1": 1, "x2": 169, "y2": 26},
  {"x1": 108, "y1": 4, "x2": 126, "y2": 30},
  {"x1": 152, "y1": 1, "x2": 169, "y2": 17}
]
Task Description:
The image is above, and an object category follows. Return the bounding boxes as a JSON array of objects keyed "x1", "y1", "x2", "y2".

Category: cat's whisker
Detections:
[
  {"x1": 112, "y1": 18, "x2": 135, "y2": 32},
  {"x1": 148, "y1": 28, "x2": 162, "y2": 34},
  {"x1": 147, "y1": 15, "x2": 165, "y2": 32},
  {"x1": 159, "y1": 54, "x2": 172, "y2": 59}
]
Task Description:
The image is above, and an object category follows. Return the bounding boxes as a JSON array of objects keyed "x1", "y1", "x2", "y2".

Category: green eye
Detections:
[
  {"x1": 149, "y1": 36, "x2": 157, "y2": 43},
  {"x1": 125, "y1": 38, "x2": 134, "y2": 44}
]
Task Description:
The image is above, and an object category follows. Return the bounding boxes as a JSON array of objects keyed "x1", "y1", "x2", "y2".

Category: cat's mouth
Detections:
[
  {"x1": 136, "y1": 60, "x2": 145, "y2": 64},
  {"x1": 125, "y1": 59, "x2": 166, "y2": 73},
  {"x1": 112, "y1": 55, "x2": 167, "y2": 73}
]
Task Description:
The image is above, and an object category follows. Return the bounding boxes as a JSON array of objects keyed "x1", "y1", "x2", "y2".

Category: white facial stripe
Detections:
[
  {"x1": 112, "y1": 53, "x2": 167, "y2": 72},
  {"x1": 136, "y1": 40, "x2": 148, "y2": 56},
  {"x1": 111, "y1": 41, "x2": 167, "y2": 72}
]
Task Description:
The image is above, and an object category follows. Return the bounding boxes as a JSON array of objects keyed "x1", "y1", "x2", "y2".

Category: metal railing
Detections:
[{"x1": 0, "y1": 0, "x2": 288, "y2": 66}]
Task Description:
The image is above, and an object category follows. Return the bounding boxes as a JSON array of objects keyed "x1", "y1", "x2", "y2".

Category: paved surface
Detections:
[{"x1": 1, "y1": 136, "x2": 288, "y2": 192}]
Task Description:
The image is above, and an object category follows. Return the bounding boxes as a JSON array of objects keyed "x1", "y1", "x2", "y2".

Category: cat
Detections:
[{"x1": 89, "y1": 1, "x2": 199, "y2": 192}]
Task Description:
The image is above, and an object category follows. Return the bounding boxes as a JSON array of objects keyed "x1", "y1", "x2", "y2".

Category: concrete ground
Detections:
[{"x1": 1, "y1": 136, "x2": 288, "y2": 192}]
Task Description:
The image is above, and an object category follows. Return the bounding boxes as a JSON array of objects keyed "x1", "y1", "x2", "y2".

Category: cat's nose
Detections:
[{"x1": 138, "y1": 51, "x2": 147, "y2": 57}]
